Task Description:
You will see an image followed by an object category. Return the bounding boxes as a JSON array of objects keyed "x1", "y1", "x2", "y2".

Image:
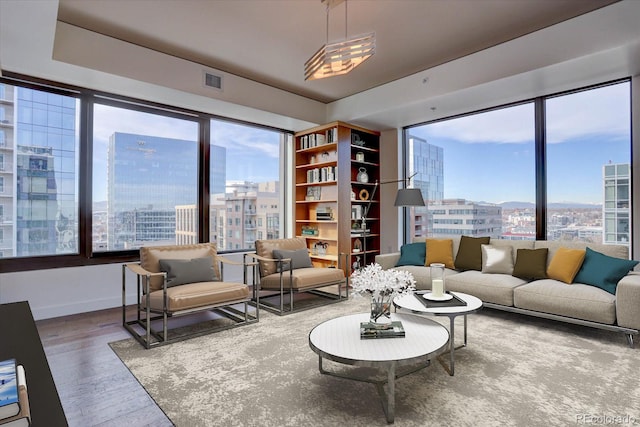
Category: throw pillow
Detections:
[
  {"x1": 512, "y1": 248, "x2": 548, "y2": 280},
  {"x1": 481, "y1": 244, "x2": 514, "y2": 274},
  {"x1": 454, "y1": 235, "x2": 490, "y2": 271},
  {"x1": 272, "y1": 248, "x2": 313, "y2": 272},
  {"x1": 546, "y1": 247, "x2": 586, "y2": 284},
  {"x1": 395, "y1": 242, "x2": 426, "y2": 266},
  {"x1": 159, "y1": 257, "x2": 216, "y2": 287},
  {"x1": 573, "y1": 247, "x2": 639, "y2": 294},
  {"x1": 425, "y1": 239, "x2": 455, "y2": 269}
]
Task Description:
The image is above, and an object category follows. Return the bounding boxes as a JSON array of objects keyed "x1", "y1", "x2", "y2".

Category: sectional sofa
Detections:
[{"x1": 375, "y1": 235, "x2": 640, "y2": 347}]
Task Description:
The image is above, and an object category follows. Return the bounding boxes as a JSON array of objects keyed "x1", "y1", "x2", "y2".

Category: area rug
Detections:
[{"x1": 110, "y1": 297, "x2": 639, "y2": 427}]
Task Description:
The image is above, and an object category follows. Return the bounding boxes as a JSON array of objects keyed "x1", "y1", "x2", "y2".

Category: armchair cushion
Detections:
[
  {"x1": 272, "y1": 249, "x2": 313, "y2": 271},
  {"x1": 144, "y1": 281, "x2": 250, "y2": 312},
  {"x1": 140, "y1": 243, "x2": 221, "y2": 291},
  {"x1": 159, "y1": 257, "x2": 216, "y2": 287},
  {"x1": 255, "y1": 237, "x2": 307, "y2": 276},
  {"x1": 260, "y1": 267, "x2": 345, "y2": 291}
]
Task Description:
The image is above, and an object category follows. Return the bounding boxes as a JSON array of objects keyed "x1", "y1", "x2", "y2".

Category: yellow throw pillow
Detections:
[
  {"x1": 425, "y1": 239, "x2": 455, "y2": 269},
  {"x1": 547, "y1": 247, "x2": 586, "y2": 284}
]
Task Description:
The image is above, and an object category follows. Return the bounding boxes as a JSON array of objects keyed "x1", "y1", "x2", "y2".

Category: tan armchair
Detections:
[
  {"x1": 122, "y1": 243, "x2": 258, "y2": 348},
  {"x1": 244, "y1": 237, "x2": 348, "y2": 315}
]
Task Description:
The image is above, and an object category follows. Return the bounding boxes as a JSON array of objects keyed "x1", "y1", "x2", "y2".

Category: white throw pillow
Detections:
[{"x1": 481, "y1": 244, "x2": 514, "y2": 274}]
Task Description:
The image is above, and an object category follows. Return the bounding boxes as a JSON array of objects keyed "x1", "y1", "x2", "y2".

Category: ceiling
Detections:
[{"x1": 56, "y1": 0, "x2": 619, "y2": 104}]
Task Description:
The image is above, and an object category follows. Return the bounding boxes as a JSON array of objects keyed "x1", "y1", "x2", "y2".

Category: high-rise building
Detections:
[
  {"x1": 429, "y1": 199, "x2": 502, "y2": 238},
  {"x1": 603, "y1": 162, "x2": 630, "y2": 245},
  {"x1": 406, "y1": 134, "x2": 444, "y2": 237}
]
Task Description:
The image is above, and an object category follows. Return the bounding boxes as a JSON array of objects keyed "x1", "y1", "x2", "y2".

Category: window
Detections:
[
  {"x1": 209, "y1": 118, "x2": 282, "y2": 251},
  {"x1": 405, "y1": 103, "x2": 535, "y2": 240},
  {"x1": 404, "y1": 80, "x2": 631, "y2": 246},
  {"x1": 546, "y1": 82, "x2": 631, "y2": 244},
  {"x1": 0, "y1": 177, "x2": 3, "y2": 193},
  {"x1": 92, "y1": 103, "x2": 199, "y2": 251}
]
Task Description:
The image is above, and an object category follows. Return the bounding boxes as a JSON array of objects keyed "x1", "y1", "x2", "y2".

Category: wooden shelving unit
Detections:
[{"x1": 294, "y1": 121, "x2": 380, "y2": 274}]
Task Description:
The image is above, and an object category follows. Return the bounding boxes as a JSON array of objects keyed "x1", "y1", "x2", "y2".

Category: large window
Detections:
[
  {"x1": 0, "y1": 75, "x2": 288, "y2": 271},
  {"x1": 0, "y1": 83, "x2": 80, "y2": 258},
  {"x1": 405, "y1": 103, "x2": 535, "y2": 240},
  {"x1": 92, "y1": 104, "x2": 199, "y2": 252},
  {"x1": 209, "y1": 119, "x2": 282, "y2": 251},
  {"x1": 545, "y1": 82, "x2": 631, "y2": 244},
  {"x1": 405, "y1": 80, "x2": 631, "y2": 246}
]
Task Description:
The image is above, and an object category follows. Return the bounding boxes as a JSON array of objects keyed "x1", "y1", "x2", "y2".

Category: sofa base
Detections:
[{"x1": 483, "y1": 302, "x2": 637, "y2": 348}]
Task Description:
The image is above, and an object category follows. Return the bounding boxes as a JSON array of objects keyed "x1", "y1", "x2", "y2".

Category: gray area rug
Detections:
[{"x1": 110, "y1": 297, "x2": 639, "y2": 427}]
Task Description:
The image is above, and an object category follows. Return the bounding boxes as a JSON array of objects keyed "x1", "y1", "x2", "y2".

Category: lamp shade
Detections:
[{"x1": 394, "y1": 188, "x2": 425, "y2": 207}]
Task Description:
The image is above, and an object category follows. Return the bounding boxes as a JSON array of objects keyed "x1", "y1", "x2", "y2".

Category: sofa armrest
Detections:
[
  {"x1": 616, "y1": 274, "x2": 640, "y2": 330},
  {"x1": 375, "y1": 252, "x2": 400, "y2": 270}
]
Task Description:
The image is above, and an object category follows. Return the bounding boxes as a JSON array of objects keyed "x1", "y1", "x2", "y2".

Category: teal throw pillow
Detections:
[
  {"x1": 573, "y1": 247, "x2": 638, "y2": 294},
  {"x1": 272, "y1": 249, "x2": 313, "y2": 271},
  {"x1": 159, "y1": 257, "x2": 217, "y2": 287},
  {"x1": 396, "y1": 242, "x2": 426, "y2": 266}
]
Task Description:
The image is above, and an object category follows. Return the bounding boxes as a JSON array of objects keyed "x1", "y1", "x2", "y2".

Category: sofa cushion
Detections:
[
  {"x1": 395, "y1": 242, "x2": 426, "y2": 266},
  {"x1": 272, "y1": 248, "x2": 313, "y2": 271},
  {"x1": 512, "y1": 248, "x2": 548, "y2": 280},
  {"x1": 446, "y1": 270, "x2": 527, "y2": 306},
  {"x1": 159, "y1": 257, "x2": 216, "y2": 288},
  {"x1": 455, "y1": 236, "x2": 490, "y2": 271},
  {"x1": 546, "y1": 247, "x2": 585, "y2": 284},
  {"x1": 481, "y1": 244, "x2": 514, "y2": 274},
  {"x1": 573, "y1": 247, "x2": 638, "y2": 294},
  {"x1": 260, "y1": 267, "x2": 345, "y2": 291},
  {"x1": 534, "y1": 240, "x2": 629, "y2": 269},
  {"x1": 426, "y1": 238, "x2": 455, "y2": 269},
  {"x1": 514, "y1": 279, "x2": 616, "y2": 325}
]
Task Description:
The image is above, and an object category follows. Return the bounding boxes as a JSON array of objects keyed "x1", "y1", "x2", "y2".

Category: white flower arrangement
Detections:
[{"x1": 350, "y1": 263, "x2": 416, "y2": 299}]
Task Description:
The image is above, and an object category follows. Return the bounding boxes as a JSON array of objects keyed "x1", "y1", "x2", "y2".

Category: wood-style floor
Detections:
[{"x1": 36, "y1": 307, "x2": 174, "y2": 427}]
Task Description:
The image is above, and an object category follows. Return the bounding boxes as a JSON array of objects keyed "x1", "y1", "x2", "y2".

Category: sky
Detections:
[
  {"x1": 92, "y1": 104, "x2": 281, "y2": 201},
  {"x1": 91, "y1": 81, "x2": 630, "y2": 205},
  {"x1": 408, "y1": 81, "x2": 631, "y2": 205}
]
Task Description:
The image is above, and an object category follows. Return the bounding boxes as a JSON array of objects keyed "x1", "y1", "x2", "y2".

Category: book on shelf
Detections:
[
  {"x1": 0, "y1": 362, "x2": 30, "y2": 427},
  {"x1": 360, "y1": 321, "x2": 405, "y2": 339}
]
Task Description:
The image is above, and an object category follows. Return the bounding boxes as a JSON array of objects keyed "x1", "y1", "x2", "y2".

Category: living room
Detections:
[{"x1": 1, "y1": 0, "x2": 640, "y2": 426}]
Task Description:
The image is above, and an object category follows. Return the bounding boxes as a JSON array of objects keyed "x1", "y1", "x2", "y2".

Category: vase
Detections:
[{"x1": 370, "y1": 295, "x2": 392, "y2": 326}]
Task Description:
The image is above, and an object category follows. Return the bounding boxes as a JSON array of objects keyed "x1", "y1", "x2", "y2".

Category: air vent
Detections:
[{"x1": 203, "y1": 71, "x2": 223, "y2": 91}]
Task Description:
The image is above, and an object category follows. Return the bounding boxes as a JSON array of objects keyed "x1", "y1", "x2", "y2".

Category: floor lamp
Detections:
[{"x1": 359, "y1": 173, "x2": 425, "y2": 266}]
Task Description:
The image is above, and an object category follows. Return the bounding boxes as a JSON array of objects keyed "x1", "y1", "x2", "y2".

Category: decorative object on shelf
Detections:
[
  {"x1": 320, "y1": 151, "x2": 330, "y2": 162},
  {"x1": 301, "y1": 225, "x2": 319, "y2": 236},
  {"x1": 316, "y1": 207, "x2": 334, "y2": 220},
  {"x1": 353, "y1": 238, "x2": 362, "y2": 253},
  {"x1": 351, "y1": 205, "x2": 362, "y2": 220},
  {"x1": 313, "y1": 241, "x2": 328, "y2": 255},
  {"x1": 355, "y1": 151, "x2": 365, "y2": 162},
  {"x1": 351, "y1": 187, "x2": 356, "y2": 200},
  {"x1": 304, "y1": 0, "x2": 375, "y2": 81},
  {"x1": 352, "y1": 255, "x2": 361, "y2": 271},
  {"x1": 352, "y1": 133, "x2": 365, "y2": 146},
  {"x1": 305, "y1": 186, "x2": 322, "y2": 201},
  {"x1": 351, "y1": 263, "x2": 416, "y2": 326},
  {"x1": 310, "y1": 154, "x2": 316, "y2": 164},
  {"x1": 351, "y1": 221, "x2": 361, "y2": 230},
  {"x1": 359, "y1": 188, "x2": 369, "y2": 200},
  {"x1": 356, "y1": 167, "x2": 369, "y2": 183}
]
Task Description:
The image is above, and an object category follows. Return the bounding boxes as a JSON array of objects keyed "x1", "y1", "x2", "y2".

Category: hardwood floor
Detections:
[{"x1": 36, "y1": 307, "x2": 173, "y2": 427}]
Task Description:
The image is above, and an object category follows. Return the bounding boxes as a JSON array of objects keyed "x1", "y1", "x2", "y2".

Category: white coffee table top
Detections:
[
  {"x1": 394, "y1": 291, "x2": 483, "y2": 315},
  {"x1": 309, "y1": 312, "x2": 449, "y2": 367}
]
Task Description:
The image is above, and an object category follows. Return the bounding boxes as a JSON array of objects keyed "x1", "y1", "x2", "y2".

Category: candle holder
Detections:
[{"x1": 430, "y1": 263, "x2": 446, "y2": 297}]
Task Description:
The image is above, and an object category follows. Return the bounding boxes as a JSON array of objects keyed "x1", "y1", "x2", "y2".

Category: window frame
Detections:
[{"x1": 0, "y1": 72, "x2": 292, "y2": 272}]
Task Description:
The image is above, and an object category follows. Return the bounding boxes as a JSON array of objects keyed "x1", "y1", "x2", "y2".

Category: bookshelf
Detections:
[{"x1": 294, "y1": 121, "x2": 380, "y2": 274}]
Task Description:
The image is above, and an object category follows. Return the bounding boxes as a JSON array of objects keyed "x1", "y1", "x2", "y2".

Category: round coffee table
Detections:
[
  {"x1": 393, "y1": 291, "x2": 483, "y2": 376},
  {"x1": 309, "y1": 312, "x2": 449, "y2": 423}
]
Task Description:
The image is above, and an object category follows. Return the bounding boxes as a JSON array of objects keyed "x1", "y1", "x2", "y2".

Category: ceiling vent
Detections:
[{"x1": 203, "y1": 71, "x2": 223, "y2": 91}]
